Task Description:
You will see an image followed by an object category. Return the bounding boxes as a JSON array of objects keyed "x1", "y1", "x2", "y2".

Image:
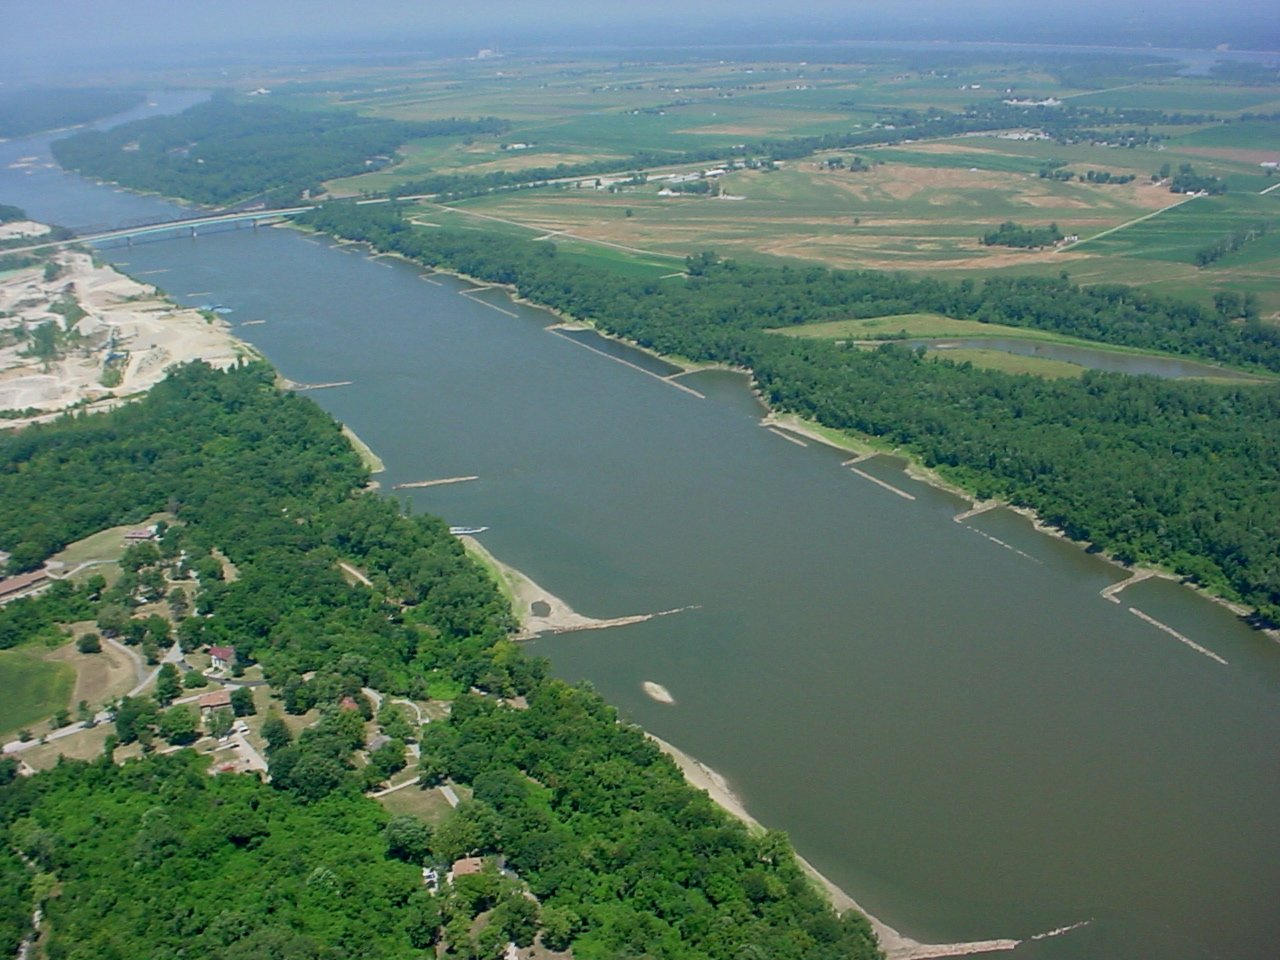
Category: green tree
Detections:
[
  {"x1": 230, "y1": 686, "x2": 256, "y2": 717},
  {"x1": 261, "y1": 712, "x2": 292, "y2": 752},
  {"x1": 155, "y1": 663, "x2": 181, "y2": 705},
  {"x1": 539, "y1": 904, "x2": 579, "y2": 951},
  {"x1": 96, "y1": 606, "x2": 129, "y2": 638},
  {"x1": 385, "y1": 815, "x2": 433, "y2": 864},
  {"x1": 113, "y1": 696, "x2": 158, "y2": 744},
  {"x1": 158, "y1": 705, "x2": 199, "y2": 745},
  {"x1": 209, "y1": 707, "x2": 235, "y2": 739},
  {"x1": 76, "y1": 632, "x2": 101, "y2": 654},
  {"x1": 405, "y1": 893, "x2": 443, "y2": 949}
]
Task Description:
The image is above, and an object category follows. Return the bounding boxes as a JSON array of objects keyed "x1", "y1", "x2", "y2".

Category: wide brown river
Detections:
[{"x1": 3, "y1": 98, "x2": 1278, "y2": 960}]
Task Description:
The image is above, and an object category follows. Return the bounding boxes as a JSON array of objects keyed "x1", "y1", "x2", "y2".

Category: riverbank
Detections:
[
  {"x1": 648, "y1": 734, "x2": 1046, "y2": 960},
  {"x1": 453, "y1": 528, "x2": 1059, "y2": 958},
  {"x1": 761, "y1": 405, "x2": 1278, "y2": 639},
  {"x1": 458, "y1": 534, "x2": 690, "y2": 637}
]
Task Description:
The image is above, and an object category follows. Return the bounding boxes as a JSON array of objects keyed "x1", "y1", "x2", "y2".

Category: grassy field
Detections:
[
  {"x1": 15, "y1": 723, "x2": 116, "y2": 771},
  {"x1": 771, "y1": 312, "x2": 1100, "y2": 343},
  {"x1": 42, "y1": 635, "x2": 136, "y2": 712},
  {"x1": 446, "y1": 146, "x2": 1177, "y2": 272},
  {"x1": 50, "y1": 512, "x2": 173, "y2": 566},
  {"x1": 378, "y1": 784, "x2": 457, "y2": 823},
  {"x1": 928, "y1": 347, "x2": 1086, "y2": 379},
  {"x1": 0, "y1": 647, "x2": 74, "y2": 736}
]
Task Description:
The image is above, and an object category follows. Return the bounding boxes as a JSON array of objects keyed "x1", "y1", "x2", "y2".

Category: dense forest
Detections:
[
  {"x1": 0, "y1": 362, "x2": 880, "y2": 959},
  {"x1": 0, "y1": 87, "x2": 144, "y2": 139},
  {"x1": 51, "y1": 98, "x2": 510, "y2": 207},
  {"x1": 295, "y1": 202, "x2": 1280, "y2": 623}
]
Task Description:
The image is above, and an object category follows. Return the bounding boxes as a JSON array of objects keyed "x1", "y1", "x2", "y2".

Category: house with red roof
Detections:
[{"x1": 209, "y1": 645, "x2": 235, "y2": 671}]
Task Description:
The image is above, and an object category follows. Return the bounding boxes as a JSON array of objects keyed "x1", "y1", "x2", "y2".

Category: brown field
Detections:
[
  {"x1": 18, "y1": 723, "x2": 117, "y2": 771},
  {"x1": 41, "y1": 633, "x2": 136, "y2": 710},
  {"x1": 904, "y1": 142, "x2": 1019, "y2": 155}
]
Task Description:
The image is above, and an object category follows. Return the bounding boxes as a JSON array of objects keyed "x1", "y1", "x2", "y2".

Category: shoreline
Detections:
[
  {"x1": 759, "y1": 407, "x2": 1277, "y2": 639},
  {"x1": 649, "y1": 734, "x2": 1043, "y2": 960},
  {"x1": 301, "y1": 262, "x2": 1101, "y2": 959},
  {"x1": 453, "y1": 531, "x2": 1059, "y2": 959},
  {"x1": 594, "y1": 325, "x2": 1276, "y2": 635},
  {"x1": 457, "y1": 534, "x2": 691, "y2": 637},
  {"x1": 331, "y1": 235, "x2": 1276, "y2": 637}
]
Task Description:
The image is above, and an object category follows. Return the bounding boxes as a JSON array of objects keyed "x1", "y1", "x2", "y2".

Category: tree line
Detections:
[{"x1": 1194, "y1": 222, "x2": 1272, "y2": 267}]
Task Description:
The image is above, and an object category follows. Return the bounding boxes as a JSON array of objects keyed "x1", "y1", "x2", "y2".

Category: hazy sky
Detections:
[{"x1": 2, "y1": 0, "x2": 1276, "y2": 80}]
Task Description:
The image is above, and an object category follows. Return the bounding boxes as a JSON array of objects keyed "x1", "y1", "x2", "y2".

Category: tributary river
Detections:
[{"x1": 3, "y1": 97, "x2": 1279, "y2": 960}]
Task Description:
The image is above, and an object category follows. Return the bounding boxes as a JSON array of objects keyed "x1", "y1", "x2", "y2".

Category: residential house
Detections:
[{"x1": 198, "y1": 689, "x2": 232, "y2": 713}]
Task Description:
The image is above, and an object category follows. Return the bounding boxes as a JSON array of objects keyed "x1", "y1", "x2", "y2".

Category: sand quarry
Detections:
[{"x1": 0, "y1": 248, "x2": 251, "y2": 423}]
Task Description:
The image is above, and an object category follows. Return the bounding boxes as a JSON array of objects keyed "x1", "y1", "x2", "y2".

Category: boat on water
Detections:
[{"x1": 449, "y1": 526, "x2": 489, "y2": 535}]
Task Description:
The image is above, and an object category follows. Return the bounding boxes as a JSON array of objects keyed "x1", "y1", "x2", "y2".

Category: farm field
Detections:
[
  {"x1": 257, "y1": 49, "x2": 1280, "y2": 314},
  {"x1": 421, "y1": 143, "x2": 1180, "y2": 271}
]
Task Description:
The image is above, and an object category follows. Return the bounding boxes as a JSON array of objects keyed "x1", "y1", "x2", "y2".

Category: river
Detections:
[{"x1": 2, "y1": 99, "x2": 1279, "y2": 960}]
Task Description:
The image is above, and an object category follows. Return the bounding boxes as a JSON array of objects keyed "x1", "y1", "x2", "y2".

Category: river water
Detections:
[{"x1": 3, "y1": 100, "x2": 1279, "y2": 960}]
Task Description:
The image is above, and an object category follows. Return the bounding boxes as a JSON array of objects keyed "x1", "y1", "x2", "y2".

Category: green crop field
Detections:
[
  {"x1": 1077, "y1": 193, "x2": 1279, "y2": 261},
  {"x1": 0, "y1": 648, "x2": 74, "y2": 736},
  {"x1": 928, "y1": 347, "x2": 1087, "y2": 379},
  {"x1": 1168, "y1": 120, "x2": 1280, "y2": 151}
]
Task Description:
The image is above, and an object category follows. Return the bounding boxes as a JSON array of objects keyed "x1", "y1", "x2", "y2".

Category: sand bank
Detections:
[
  {"x1": 458, "y1": 535, "x2": 692, "y2": 638},
  {"x1": 339, "y1": 424, "x2": 386, "y2": 473},
  {"x1": 0, "y1": 247, "x2": 253, "y2": 424},
  {"x1": 642, "y1": 681, "x2": 675, "y2": 704},
  {"x1": 392, "y1": 476, "x2": 477, "y2": 489}
]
